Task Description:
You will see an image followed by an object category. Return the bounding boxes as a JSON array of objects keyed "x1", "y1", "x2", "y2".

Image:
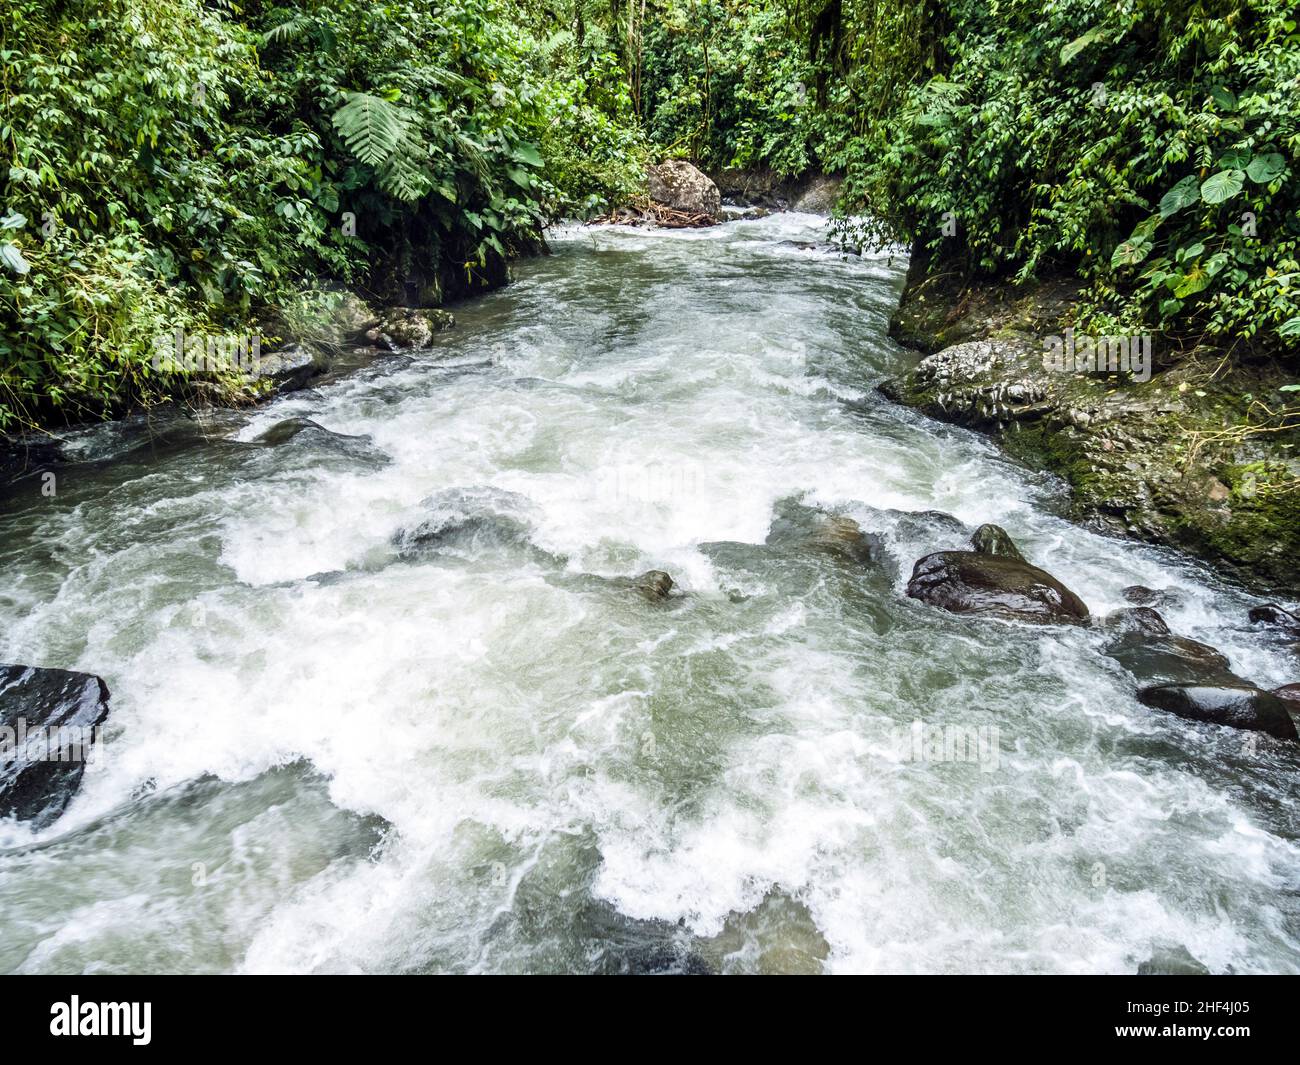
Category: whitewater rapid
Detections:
[{"x1": 1, "y1": 213, "x2": 1298, "y2": 973}]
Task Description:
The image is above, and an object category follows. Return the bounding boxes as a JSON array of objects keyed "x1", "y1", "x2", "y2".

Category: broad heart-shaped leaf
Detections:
[
  {"x1": 1158, "y1": 175, "x2": 1200, "y2": 217},
  {"x1": 0, "y1": 240, "x2": 30, "y2": 274},
  {"x1": 510, "y1": 142, "x2": 544, "y2": 168},
  {"x1": 1173, "y1": 264, "x2": 1212, "y2": 299},
  {"x1": 1246, "y1": 153, "x2": 1286, "y2": 184},
  {"x1": 1217, "y1": 147, "x2": 1251, "y2": 170},
  {"x1": 1111, "y1": 237, "x2": 1151, "y2": 269},
  {"x1": 1280, "y1": 318, "x2": 1300, "y2": 338},
  {"x1": 0, "y1": 211, "x2": 26, "y2": 230},
  {"x1": 1200, "y1": 169, "x2": 1245, "y2": 204}
]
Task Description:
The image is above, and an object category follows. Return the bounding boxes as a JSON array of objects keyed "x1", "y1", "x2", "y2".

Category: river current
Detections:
[{"x1": 1, "y1": 213, "x2": 1298, "y2": 973}]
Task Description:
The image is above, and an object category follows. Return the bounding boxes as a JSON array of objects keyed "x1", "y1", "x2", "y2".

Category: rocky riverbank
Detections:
[{"x1": 878, "y1": 258, "x2": 1300, "y2": 597}]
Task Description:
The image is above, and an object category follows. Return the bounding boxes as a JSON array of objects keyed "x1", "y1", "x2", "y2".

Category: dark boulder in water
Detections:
[
  {"x1": 766, "y1": 501, "x2": 881, "y2": 565},
  {"x1": 635, "y1": 570, "x2": 675, "y2": 600},
  {"x1": 906, "y1": 551, "x2": 1090, "y2": 625},
  {"x1": 1098, "y1": 606, "x2": 1171, "y2": 638},
  {"x1": 1136, "y1": 684, "x2": 1298, "y2": 741},
  {"x1": 1248, "y1": 603, "x2": 1300, "y2": 639},
  {"x1": 1122, "y1": 585, "x2": 1185, "y2": 610},
  {"x1": 1103, "y1": 622, "x2": 1245, "y2": 690},
  {"x1": 970, "y1": 523, "x2": 1025, "y2": 561},
  {"x1": 0, "y1": 665, "x2": 111, "y2": 827},
  {"x1": 1272, "y1": 683, "x2": 1300, "y2": 717}
]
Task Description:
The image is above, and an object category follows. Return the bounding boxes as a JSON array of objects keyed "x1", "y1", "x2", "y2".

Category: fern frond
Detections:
[{"x1": 332, "y1": 92, "x2": 415, "y2": 167}]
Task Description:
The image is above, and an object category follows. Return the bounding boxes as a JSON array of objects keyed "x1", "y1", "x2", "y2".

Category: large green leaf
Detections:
[
  {"x1": 510, "y1": 142, "x2": 544, "y2": 168},
  {"x1": 1111, "y1": 238, "x2": 1151, "y2": 269},
  {"x1": 1158, "y1": 176, "x2": 1200, "y2": 217},
  {"x1": 0, "y1": 241, "x2": 30, "y2": 274},
  {"x1": 1246, "y1": 153, "x2": 1286, "y2": 184},
  {"x1": 1199, "y1": 169, "x2": 1245, "y2": 205}
]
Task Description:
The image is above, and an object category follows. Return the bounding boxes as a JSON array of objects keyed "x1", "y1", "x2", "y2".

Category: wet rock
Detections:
[
  {"x1": 647, "y1": 160, "x2": 722, "y2": 221},
  {"x1": 1248, "y1": 603, "x2": 1300, "y2": 639},
  {"x1": 255, "y1": 343, "x2": 327, "y2": 393},
  {"x1": 1136, "y1": 685, "x2": 1298, "y2": 741},
  {"x1": 635, "y1": 570, "x2": 675, "y2": 600},
  {"x1": 623, "y1": 944, "x2": 714, "y2": 975},
  {"x1": 970, "y1": 523, "x2": 1025, "y2": 561},
  {"x1": 0, "y1": 665, "x2": 111, "y2": 827},
  {"x1": 1121, "y1": 585, "x2": 1185, "y2": 610},
  {"x1": 878, "y1": 257, "x2": 1300, "y2": 598},
  {"x1": 364, "y1": 308, "x2": 455, "y2": 352},
  {"x1": 1099, "y1": 606, "x2": 1171, "y2": 638},
  {"x1": 1137, "y1": 945, "x2": 1211, "y2": 976},
  {"x1": 252, "y1": 418, "x2": 385, "y2": 462},
  {"x1": 791, "y1": 174, "x2": 842, "y2": 214},
  {"x1": 394, "y1": 486, "x2": 538, "y2": 560},
  {"x1": 905, "y1": 551, "x2": 1090, "y2": 625},
  {"x1": 1103, "y1": 625, "x2": 1245, "y2": 689},
  {"x1": 767, "y1": 501, "x2": 880, "y2": 565},
  {"x1": 1272, "y1": 683, "x2": 1300, "y2": 717}
]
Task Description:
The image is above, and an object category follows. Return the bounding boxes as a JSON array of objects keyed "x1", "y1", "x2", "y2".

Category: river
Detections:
[{"x1": 1, "y1": 213, "x2": 1298, "y2": 973}]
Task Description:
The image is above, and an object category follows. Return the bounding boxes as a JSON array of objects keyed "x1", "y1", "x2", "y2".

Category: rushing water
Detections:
[{"x1": 2, "y1": 213, "x2": 1299, "y2": 974}]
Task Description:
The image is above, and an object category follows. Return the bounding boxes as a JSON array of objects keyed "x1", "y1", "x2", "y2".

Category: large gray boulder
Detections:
[
  {"x1": 647, "y1": 160, "x2": 722, "y2": 220},
  {"x1": 365, "y1": 308, "x2": 455, "y2": 352},
  {"x1": 1, "y1": 665, "x2": 111, "y2": 827}
]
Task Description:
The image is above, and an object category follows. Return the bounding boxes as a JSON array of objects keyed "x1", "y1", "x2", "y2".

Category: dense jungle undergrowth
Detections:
[{"x1": 1, "y1": 0, "x2": 1297, "y2": 437}]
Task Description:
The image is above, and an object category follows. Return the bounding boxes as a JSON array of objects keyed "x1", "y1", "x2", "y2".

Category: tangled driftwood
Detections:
[{"x1": 594, "y1": 197, "x2": 718, "y2": 229}]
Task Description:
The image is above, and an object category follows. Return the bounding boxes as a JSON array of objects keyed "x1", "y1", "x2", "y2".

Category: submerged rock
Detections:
[
  {"x1": 252, "y1": 418, "x2": 386, "y2": 463},
  {"x1": 766, "y1": 501, "x2": 880, "y2": 565},
  {"x1": 906, "y1": 551, "x2": 1089, "y2": 625},
  {"x1": 1137, "y1": 945, "x2": 1211, "y2": 976},
  {"x1": 1248, "y1": 603, "x2": 1300, "y2": 639},
  {"x1": 647, "y1": 160, "x2": 722, "y2": 221},
  {"x1": 1099, "y1": 606, "x2": 1171, "y2": 638},
  {"x1": 1136, "y1": 684, "x2": 1298, "y2": 741},
  {"x1": 0, "y1": 665, "x2": 111, "y2": 827},
  {"x1": 635, "y1": 570, "x2": 675, "y2": 600},
  {"x1": 394, "y1": 486, "x2": 539, "y2": 560},
  {"x1": 364, "y1": 308, "x2": 455, "y2": 352},
  {"x1": 1122, "y1": 585, "x2": 1185, "y2": 610},
  {"x1": 970, "y1": 523, "x2": 1025, "y2": 561}
]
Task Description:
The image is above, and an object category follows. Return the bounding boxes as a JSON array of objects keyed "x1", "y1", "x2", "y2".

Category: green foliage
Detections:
[
  {"x1": 824, "y1": 0, "x2": 1300, "y2": 354},
  {"x1": 0, "y1": 0, "x2": 631, "y2": 429}
]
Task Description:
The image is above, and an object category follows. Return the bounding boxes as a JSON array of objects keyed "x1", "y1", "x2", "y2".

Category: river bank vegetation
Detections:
[{"x1": 1, "y1": 0, "x2": 1297, "y2": 431}]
